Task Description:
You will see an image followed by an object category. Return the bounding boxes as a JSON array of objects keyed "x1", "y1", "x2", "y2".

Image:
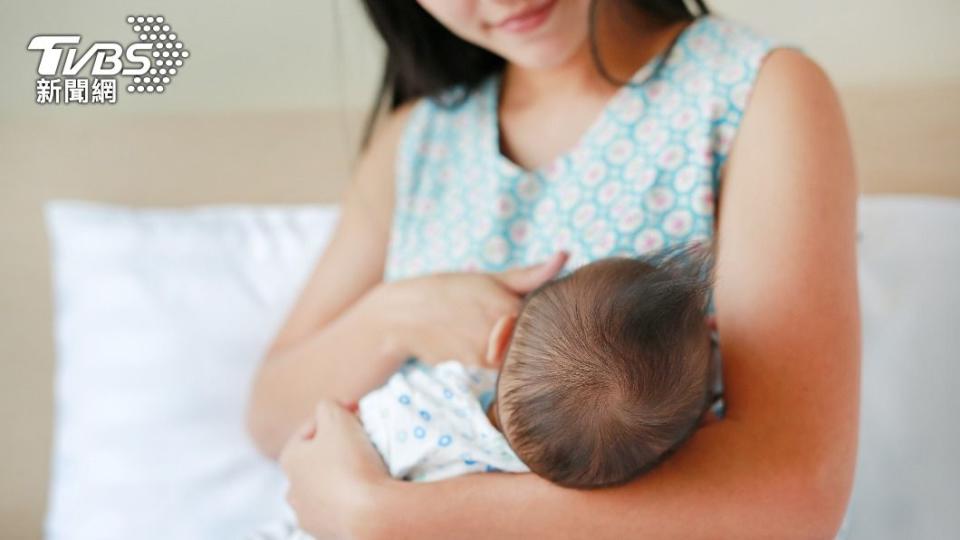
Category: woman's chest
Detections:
[
  {"x1": 385, "y1": 114, "x2": 719, "y2": 282},
  {"x1": 496, "y1": 90, "x2": 613, "y2": 174}
]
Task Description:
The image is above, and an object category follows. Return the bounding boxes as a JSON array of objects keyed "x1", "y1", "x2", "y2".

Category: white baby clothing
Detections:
[
  {"x1": 248, "y1": 359, "x2": 528, "y2": 539},
  {"x1": 358, "y1": 358, "x2": 529, "y2": 481}
]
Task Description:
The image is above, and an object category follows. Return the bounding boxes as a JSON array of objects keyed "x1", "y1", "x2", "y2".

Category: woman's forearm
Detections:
[
  {"x1": 246, "y1": 284, "x2": 407, "y2": 460},
  {"x1": 357, "y1": 417, "x2": 850, "y2": 540}
]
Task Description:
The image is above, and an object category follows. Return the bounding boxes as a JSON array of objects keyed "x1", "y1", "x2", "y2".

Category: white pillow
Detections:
[
  {"x1": 44, "y1": 201, "x2": 339, "y2": 540},
  {"x1": 847, "y1": 195, "x2": 960, "y2": 539}
]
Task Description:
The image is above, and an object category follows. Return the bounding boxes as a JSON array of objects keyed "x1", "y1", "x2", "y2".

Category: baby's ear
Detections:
[{"x1": 485, "y1": 314, "x2": 517, "y2": 368}]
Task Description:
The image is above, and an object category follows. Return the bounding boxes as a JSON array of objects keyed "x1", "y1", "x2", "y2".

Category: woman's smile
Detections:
[{"x1": 489, "y1": 0, "x2": 558, "y2": 34}]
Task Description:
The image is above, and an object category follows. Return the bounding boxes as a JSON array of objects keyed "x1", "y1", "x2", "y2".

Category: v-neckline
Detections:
[{"x1": 488, "y1": 15, "x2": 705, "y2": 178}]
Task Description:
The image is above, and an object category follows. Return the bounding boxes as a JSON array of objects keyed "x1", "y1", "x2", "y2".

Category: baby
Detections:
[
  {"x1": 357, "y1": 240, "x2": 721, "y2": 488},
  {"x1": 260, "y1": 242, "x2": 721, "y2": 539}
]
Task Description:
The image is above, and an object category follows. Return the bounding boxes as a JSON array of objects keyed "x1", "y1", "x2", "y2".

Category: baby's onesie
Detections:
[
  {"x1": 358, "y1": 358, "x2": 529, "y2": 481},
  {"x1": 249, "y1": 359, "x2": 528, "y2": 540}
]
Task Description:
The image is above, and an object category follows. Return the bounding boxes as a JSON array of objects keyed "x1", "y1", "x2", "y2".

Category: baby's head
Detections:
[{"x1": 488, "y1": 242, "x2": 716, "y2": 489}]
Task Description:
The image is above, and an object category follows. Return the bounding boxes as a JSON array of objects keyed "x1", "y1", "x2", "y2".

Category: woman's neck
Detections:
[{"x1": 500, "y1": 11, "x2": 693, "y2": 106}]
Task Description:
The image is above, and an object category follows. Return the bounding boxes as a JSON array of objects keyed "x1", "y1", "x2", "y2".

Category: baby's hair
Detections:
[{"x1": 497, "y1": 241, "x2": 716, "y2": 489}]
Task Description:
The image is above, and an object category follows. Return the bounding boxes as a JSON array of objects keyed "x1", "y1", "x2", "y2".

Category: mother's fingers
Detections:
[
  {"x1": 278, "y1": 423, "x2": 312, "y2": 473},
  {"x1": 293, "y1": 416, "x2": 317, "y2": 441},
  {"x1": 492, "y1": 250, "x2": 569, "y2": 294},
  {"x1": 289, "y1": 400, "x2": 355, "y2": 446}
]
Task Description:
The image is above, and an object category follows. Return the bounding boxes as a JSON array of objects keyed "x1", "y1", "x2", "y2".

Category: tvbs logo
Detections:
[
  {"x1": 27, "y1": 15, "x2": 189, "y2": 104},
  {"x1": 27, "y1": 35, "x2": 152, "y2": 77}
]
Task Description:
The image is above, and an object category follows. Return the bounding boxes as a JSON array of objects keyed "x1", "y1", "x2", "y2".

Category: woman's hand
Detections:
[
  {"x1": 277, "y1": 252, "x2": 567, "y2": 536},
  {"x1": 377, "y1": 251, "x2": 569, "y2": 368},
  {"x1": 279, "y1": 400, "x2": 391, "y2": 539}
]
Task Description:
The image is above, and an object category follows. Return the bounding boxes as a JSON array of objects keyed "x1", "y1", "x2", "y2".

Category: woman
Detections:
[{"x1": 247, "y1": 0, "x2": 860, "y2": 537}]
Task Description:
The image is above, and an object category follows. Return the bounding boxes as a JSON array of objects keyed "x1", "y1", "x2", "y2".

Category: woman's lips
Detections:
[{"x1": 492, "y1": 0, "x2": 557, "y2": 34}]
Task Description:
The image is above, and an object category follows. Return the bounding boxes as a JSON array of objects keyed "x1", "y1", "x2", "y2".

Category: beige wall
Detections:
[
  {"x1": 1, "y1": 1, "x2": 957, "y2": 538},
  {"x1": 3, "y1": 0, "x2": 959, "y2": 117},
  {"x1": 1, "y1": 0, "x2": 384, "y2": 115},
  {"x1": 717, "y1": 0, "x2": 960, "y2": 87}
]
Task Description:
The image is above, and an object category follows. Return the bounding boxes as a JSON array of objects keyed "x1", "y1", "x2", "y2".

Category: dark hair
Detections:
[
  {"x1": 358, "y1": 0, "x2": 711, "y2": 147},
  {"x1": 497, "y1": 242, "x2": 716, "y2": 489}
]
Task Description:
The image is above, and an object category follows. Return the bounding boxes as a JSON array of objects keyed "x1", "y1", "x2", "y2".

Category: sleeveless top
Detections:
[
  {"x1": 379, "y1": 15, "x2": 851, "y2": 538},
  {"x1": 385, "y1": 14, "x2": 788, "y2": 289}
]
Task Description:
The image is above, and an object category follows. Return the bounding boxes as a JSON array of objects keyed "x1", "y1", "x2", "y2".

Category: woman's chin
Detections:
[{"x1": 498, "y1": 40, "x2": 585, "y2": 71}]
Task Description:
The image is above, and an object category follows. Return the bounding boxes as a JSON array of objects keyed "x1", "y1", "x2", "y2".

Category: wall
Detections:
[{"x1": 2, "y1": 0, "x2": 958, "y2": 117}]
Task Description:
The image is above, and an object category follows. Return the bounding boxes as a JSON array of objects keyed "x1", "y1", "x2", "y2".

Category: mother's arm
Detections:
[
  {"x1": 246, "y1": 102, "x2": 416, "y2": 459},
  {"x1": 355, "y1": 49, "x2": 861, "y2": 539}
]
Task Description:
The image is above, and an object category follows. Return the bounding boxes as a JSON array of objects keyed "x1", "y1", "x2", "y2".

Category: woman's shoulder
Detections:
[
  {"x1": 716, "y1": 45, "x2": 849, "y2": 206},
  {"x1": 737, "y1": 47, "x2": 841, "y2": 143},
  {"x1": 696, "y1": 13, "x2": 789, "y2": 52},
  {"x1": 678, "y1": 13, "x2": 800, "y2": 76},
  {"x1": 391, "y1": 77, "x2": 498, "y2": 170},
  {"x1": 699, "y1": 13, "x2": 826, "y2": 106},
  {"x1": 706, "y1": 11, "x2": 833, "y2": 125},
  {"x1": 399, "y1": 76, "x2": 498, "y2": 136}
]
